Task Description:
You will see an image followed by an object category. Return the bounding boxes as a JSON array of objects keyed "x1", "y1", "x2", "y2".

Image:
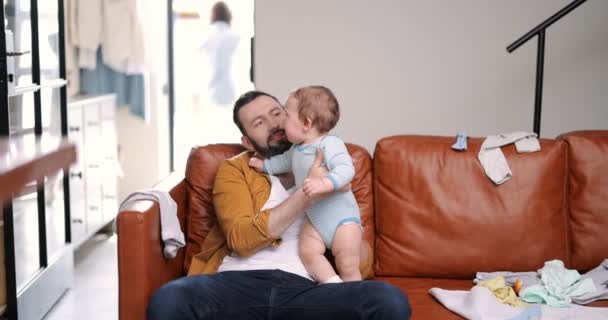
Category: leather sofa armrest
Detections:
[{"x1": 117, "y1": 172, "x2": 188, "y2": 320}]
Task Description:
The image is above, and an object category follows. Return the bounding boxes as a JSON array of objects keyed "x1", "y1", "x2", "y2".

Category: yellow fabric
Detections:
[
  {"x1": 187, "y1": 151, "x2": 373, "y2": 278},
  {"x1": 477, "y1": 276, "x2": 528, "y2": 308}
]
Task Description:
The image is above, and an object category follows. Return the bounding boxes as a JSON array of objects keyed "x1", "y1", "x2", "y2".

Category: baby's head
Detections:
[{"x1": 284, "y1": 85, "x2": 340, "y2": 143}]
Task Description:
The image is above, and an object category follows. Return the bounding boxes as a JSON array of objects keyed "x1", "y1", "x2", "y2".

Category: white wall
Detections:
[
  {"x1": 116, "y1": 2, "x2": 170, "y2": 201},
  {"x1": 255, "y1": 0, "x2": 608, "y2": 151}
]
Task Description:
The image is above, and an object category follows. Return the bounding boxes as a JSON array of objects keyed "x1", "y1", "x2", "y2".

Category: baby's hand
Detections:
[
  {"x1": 249, "y1": 157, "x2": 264, "y2": 171},
  {"x1": 302, "y1": 177, "x2": 334, "y2": 196}
]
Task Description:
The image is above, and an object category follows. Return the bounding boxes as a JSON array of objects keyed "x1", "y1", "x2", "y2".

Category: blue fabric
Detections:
[
  {"x1": 147, "y1": 270, "x2": 411, "y2": 320},
  {"x1": 337, "y1": 217, "x2": 361, "y2": 226},
  {"x1": 80, "y1": 49, "x2": 145, "y2": 119},
  {"x1": 452, "y1": 132, "x2": 468, "y2": 151},
  {"x1": 326, "y1": 174, "x2": 339, "y2": 190},
  {"x1": 508, "y1": 305, "x2": 542, "y2": 320},
  {"x1": 263, "y1": 135, "x2": 360, "y2": 247},
  {"x1": 264, "y1": 135, "x2": 359, "y2": 247}
]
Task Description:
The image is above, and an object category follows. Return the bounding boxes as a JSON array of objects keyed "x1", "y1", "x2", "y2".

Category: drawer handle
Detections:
[
  {"x1": 89, "y1": 206, "x2": 99, "y2": 211},
  {"x1": 69, "y1": 126, "x2": 80, "y2": 132},
  {"x1": 103, "y1": 195, "x2": 116, "y2": 200},
  {"x1": 70, "y1": 171, "x2": 83, "y2": 179},
  {"x1": 6, "y1": 50, "x2": 31, "y2": 57},
  {"x1": 72, "y1": 218, "x2": 84, "y2": 224},
  {"x1": 88, "y1": 164, "x2": 100, "y2": 169}
]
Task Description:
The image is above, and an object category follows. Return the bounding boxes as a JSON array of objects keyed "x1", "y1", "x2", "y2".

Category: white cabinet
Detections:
[
  {"x1": 67, "y1": 95, "x2": 119, "y2": 248},
  {"x1": 67, "y1": 106, "x2": 86, "y2": 242}
]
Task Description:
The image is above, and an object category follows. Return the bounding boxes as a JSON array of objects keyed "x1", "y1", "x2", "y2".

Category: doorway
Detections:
[{"x1": 169, "y1": 0, "x2": 254, "y2": 173}]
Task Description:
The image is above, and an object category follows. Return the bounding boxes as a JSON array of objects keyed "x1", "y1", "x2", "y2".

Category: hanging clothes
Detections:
[
  {"x1": 101, "y1": 0, "x2": 146, "y2": 74},
  {"x1": 478, "y1": 131, "x2": 541, "y2": 185},
  {"x1": 69, "y1": 0, "x2": 147, "y2": 119},
  {"x1": 80, "y1": 49, "x2": 146, "y2": 120}
]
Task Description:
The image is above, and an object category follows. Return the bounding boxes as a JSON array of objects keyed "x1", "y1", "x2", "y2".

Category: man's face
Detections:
[{"x1": 238, "y1": 95, "x2": 292, "y2": 157}]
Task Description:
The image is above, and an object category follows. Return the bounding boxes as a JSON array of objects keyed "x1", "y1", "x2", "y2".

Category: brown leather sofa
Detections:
[{"x1": 117, "y1": 130, "x2": 608, "y2": 320}]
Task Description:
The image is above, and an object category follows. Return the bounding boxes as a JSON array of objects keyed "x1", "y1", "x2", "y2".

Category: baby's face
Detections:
[{"x1": 284, "y1": 97, "x2": 307, "y2": 144}]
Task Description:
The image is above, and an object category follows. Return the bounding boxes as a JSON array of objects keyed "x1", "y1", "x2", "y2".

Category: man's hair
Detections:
[
  {"x1": 290, "y1": 85, "x2": 340, "y2": 133},
  {"x1": 210, "y1": 1, "x2": 232, "y2": 24},
  {"x1": 233, "y1": 90, "x2": 281, "y2": 135}
]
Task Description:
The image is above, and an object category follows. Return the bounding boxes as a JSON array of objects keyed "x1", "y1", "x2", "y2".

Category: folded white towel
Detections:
[{"x1": 119, "y1": 190, "x2": 185, "y2": 259}]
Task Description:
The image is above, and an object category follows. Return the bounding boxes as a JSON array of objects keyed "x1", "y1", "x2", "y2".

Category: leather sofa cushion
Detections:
[
  {"x1": 559, "y1": 131, "x2": 608, "y2": 271},
  {"x1": 373, "y1": 135, "x2": 569, "y2": 278}
]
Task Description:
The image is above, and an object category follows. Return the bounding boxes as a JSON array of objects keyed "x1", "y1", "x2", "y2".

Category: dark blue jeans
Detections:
[{"x1": 147, "y1": 270, "x2": 411, "y2": 320}]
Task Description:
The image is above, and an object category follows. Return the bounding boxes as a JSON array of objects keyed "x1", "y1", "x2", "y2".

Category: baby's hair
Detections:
[{"x1": 290, "y1": 85, "x2": 340, "y2": 133}]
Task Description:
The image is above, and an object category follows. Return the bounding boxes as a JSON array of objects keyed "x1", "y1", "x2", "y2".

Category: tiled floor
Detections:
[{"x1": 43, "y1": 233, "x2": 118, "y2": 320}]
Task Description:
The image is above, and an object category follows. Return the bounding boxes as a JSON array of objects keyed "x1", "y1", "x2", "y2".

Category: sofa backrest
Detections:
[
  {"x1": 559, "y1": 131, "x2": 608, "y2": 272},
  {"x1": 184, "y1": 144, "x2": 245, "y2": 274},
  {"x1": 182, "y1": 143, "x2": 375, "y2": 274},
  {"x1": 373, "y1": 135, "x2": 569, "y2": 279}
]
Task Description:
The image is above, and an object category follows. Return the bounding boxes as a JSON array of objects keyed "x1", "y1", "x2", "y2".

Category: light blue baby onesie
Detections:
[{"x1": 263, "y1": 135, "x2": 361, "y2": 247}]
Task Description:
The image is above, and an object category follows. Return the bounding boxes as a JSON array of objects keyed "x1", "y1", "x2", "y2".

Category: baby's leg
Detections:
[
  {"x1": 332, "y1": 223, "x2": 362, "y2": 282},
  {"x1": 299, "y1": 217, "x2": 339, "y2": 283}
]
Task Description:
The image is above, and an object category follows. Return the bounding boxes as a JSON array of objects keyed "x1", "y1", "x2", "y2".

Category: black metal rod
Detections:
[
  {"x1": 168, "y1": 0, "x2": 175, "y2": 172},
  {"x1": 533, "y1": 31, "x2": 546, "y2": 137},
  {"x1": 31, "y1": 0, "x2": 42, "y2": 136},
  {"x1": 1, "y1": 2, "x2": 17, "y2": 318},
  {"x1": 58, "y1": 0, "x2": 68, "y2": 137},
  {"x1": 507, "y1": 0, "x2": 587, "y2": 53},
  {"x1": 63, "y1": 168, "x2": 71, "y2": 243},
  {"x1": 0, "y1": 0, "x2": 10, "y2": 135},
  {"x1": 3, "y1": 204, "x2": 18, "y2": 320},
  {"x1": 58, "y1": 0, "x2": 71, "y2": 244},
  {"x1": 31, "y1": 0, "x2": 49, "y2": 268},
  {"x1": 250, "y1": 36, "x2": 254, "y2": 83},
  {"x1": 37, "y1": 178, "x2": 48, "y2": 267}
]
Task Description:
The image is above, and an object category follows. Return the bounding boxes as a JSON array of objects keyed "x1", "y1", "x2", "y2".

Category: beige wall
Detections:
[
  {"x1": 255, "y1": 0, "x2": 608, "y2": 151},
  {"x1": 116, "y1": 2, "x2": 170, "y2": 201}
]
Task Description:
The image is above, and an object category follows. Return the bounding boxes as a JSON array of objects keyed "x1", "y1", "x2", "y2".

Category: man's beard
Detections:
[{"x1": 248, "y1": 128, "x2": 292, "y2": 158}]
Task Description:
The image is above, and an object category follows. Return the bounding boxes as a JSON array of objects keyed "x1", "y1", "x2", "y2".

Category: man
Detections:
[{"x1": 147, "y1": 91, "x2": 411, "y2": 319}]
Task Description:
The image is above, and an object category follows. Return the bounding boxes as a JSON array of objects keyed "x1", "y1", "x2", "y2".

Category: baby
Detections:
[{"x1": 249, "y1": 85, "x2": 362, "y2": 283}]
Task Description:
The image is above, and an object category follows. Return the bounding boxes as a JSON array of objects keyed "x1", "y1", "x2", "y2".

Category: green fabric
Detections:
[{"x1": 520, "y1": 260, "x2": 596, "y2": 307}]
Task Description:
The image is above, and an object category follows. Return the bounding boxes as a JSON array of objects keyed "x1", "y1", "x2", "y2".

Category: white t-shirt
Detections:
[{"x1": 217, "y1": 176, "x2": 312, "y2": 280}]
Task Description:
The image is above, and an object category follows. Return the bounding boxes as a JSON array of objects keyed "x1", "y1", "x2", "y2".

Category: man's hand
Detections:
[
  {"x1": 306, "y1": 148, "x2": 328, "y2": 178},
  {"x1": 306, "y1": 148, "x2": 352, "y2": 194},
  {"x1": 248, "y1": 157, "x2": 264, "y2": 172},
  {"x1": 304, "y1": 149, "x2": 333, "y2": 196},
  {"x1": 302, "y1": 177, "x2": 334, "y2": 196}
]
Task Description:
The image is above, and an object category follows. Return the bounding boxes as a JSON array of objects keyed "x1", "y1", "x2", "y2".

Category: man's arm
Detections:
[{"x1": 213, "y1": 160, "x2": 280, "y2": 257}]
